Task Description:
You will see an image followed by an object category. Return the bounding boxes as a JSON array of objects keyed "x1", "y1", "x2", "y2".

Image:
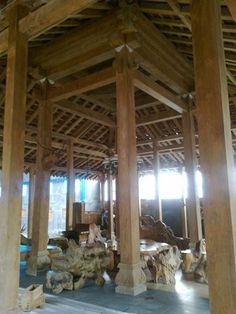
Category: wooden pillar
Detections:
[
  {"x1": 100, "y1": 174, "x2": 105, "y2": 210},
  {"x1": 192, "y1": 1, "x2": 236, "y2": 312},
  {"x1": 137, "y1": 171, "x2": 142, "y2": 217},
  {"x1": 181, "y1": 168, "x2": 188, "y2": 239},
  {"x1": 27, "y1": 81, "x2": 52, "y2": 275},
  {"x1": 107, "y1": 172, "x2": 114, "y2": 238},
  {"x1": 153, "y1": 141, "x2": 162, "y2": 221},
  {"x1": 115, "y1": 175, "x2": 120, "y2": 239},
  {"x1": 0, "y1": 5, "x2": 28, "y2": 313},
  {"x1": 66, "y1": 139, "x2": 75, "y2": 231},
  {"x1": 115, "y1": 46, "x2": 146, "y2": 295},
  {"x1": 182, "y1": 109, "x2": 202, "y2": 243},
  {"x1": 28, "y1": 167, "x2": 35, "y2": 238}
]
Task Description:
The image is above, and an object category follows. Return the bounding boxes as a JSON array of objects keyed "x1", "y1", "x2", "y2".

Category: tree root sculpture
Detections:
[
  {"x1": 47, "y1": 240, "x2": 114, "y2": 293},
  {"x1": 140, "y1": 216, "x2": 190, "y2": 250},
  {"x1": 182, "y1": 239, "x2": 208, "y2": 284},
  {"x1": 141, "y1": 242, "x2": 181, "y2": 285}
]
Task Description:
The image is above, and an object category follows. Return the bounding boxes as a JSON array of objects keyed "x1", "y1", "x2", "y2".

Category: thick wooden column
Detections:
[
  {"x1": 192, "y1": 1, "x2": 236, "y2": 312},
  {"x1": 27, "y1": 81, "x2": 52, "y2": 275},
  {"x1": 182, "y1": 110, "x2": 202, "y2": 243},
  {"x1": 115, "y1": 46, "x2": 146, "y2": 295},
  {"x1": 28, "y1": 167, "x2": 36, "y2": 238},
  {"x1": 0, "y1": 5, "x2": 28, "y2": 313},
  {"x1": 66, "y1": 139, "x2": 75, "y2": 231},
  {"x1": 153, "y1": 141, "x2": 162, "y2": 221},
  {"x1": 107, "y1": 172, "x2": 114, "y2": 239}
]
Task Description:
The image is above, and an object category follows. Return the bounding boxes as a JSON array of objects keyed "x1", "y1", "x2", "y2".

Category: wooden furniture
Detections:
[{"x1": 20, "y1": 284, "x2": 45, "y2": 312}]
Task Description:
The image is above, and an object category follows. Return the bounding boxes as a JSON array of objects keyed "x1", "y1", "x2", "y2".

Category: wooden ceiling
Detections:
[{"x1": 0, "y1": 0, "x2": 236, "y2": 178}]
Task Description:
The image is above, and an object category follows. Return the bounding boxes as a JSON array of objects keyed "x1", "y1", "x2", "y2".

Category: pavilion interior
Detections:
[{"x1": 0, "y1": 0, "x2": 236, "y2": 314}]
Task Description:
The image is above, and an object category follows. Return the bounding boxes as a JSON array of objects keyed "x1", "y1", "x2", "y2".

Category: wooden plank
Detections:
[
  {"x1": 0, "y1": 0, "x2": 98, "y2": 55},
  {"x1": 55, "y1": 100, "x2": 115, "y2": 128},
  {"x1": 182, "y1": 109, "x2": 202, "y2": 242},
  {"x1": 192, "y1": 1, "x2": 236, "y2": 313},
  {"x1": 133, "y1": 71, "x2": 187, "y2": 113},
  {"x1": 0, "y1": 5, "x2": 28, "y2": 312},
  {"x1": 47, "y1": 67, "x2": 115, "y2": 102}
]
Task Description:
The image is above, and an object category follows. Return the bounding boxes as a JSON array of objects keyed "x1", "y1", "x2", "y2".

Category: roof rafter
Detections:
[
  {"x1": 0, "y1": 0, "x2": 98, "y2": 55},
  {"x1": 133, "y1": 70, "x2": 188, "y2": 114}
]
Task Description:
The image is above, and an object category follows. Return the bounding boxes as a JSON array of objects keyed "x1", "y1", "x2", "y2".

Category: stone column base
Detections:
[
  {"x1": 115, "y1": 262, "x2": 147, "y2": 296},
  {"x1": 26, "y1": 250, "x2": 50, "y2": 276}
]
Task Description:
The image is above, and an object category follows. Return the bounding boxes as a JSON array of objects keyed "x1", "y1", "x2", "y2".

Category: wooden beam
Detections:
[
  {"x1": 115, "y1": 46, "x2": 146, "y2": 295},
  {"x1": 66, "y1": 139, "x2": 75, "y2": 231},
  {"x1": 182, "y1": 109, "x2": 202, "y2": 242},
  {"x1": 54, "y1": 141, "x2": 107, "y2": 159},
  {"x1": 153, "y1": 141, "x2": 162, "y2": 221},
  {"x1": 27, "y1": 82, "x2": 52, "y2": 276},
  {"x1": 24, "y1": 132, "x2": 108, "y2": 158},
  {"x1": 225, "y1": 0, "x2": 236, "y2": 22},
  {"x1": 23, "y1": 123, "x2": 109, "y2": 151},
  {"x1": 192, "y1": 1, "x2": 236, "y2": 312},
  {"x1": 136, "y1": 110, "x2": 181, "y2": 127},
  {"x1": 132, "y1": 7, "x2": 193, "y2": 93},
  {"x1": 0, "y1": 5, "x2": 28, "y2": 312},
  {"x1": 107, "y1": 172, "x2": 114, "y2": 239},
  {"x1": 28, "y1": 9, "x2": 140, "y2": 81},
  {"x1": 0, "y1": 0, "x2": 98, "y2": 55},
  {"x1": 55, "y1": 100, "x2": 115, "y2": 128},
  {"x1": 47, "y1": 67, "x2": 115, "y2": 102},
  {"x1": 167, "y1": 0, "x2": 192, "y2": 31},
  {"x1": 27, "y1": 167, "x2": 35, "y2": 239},
  {"x1": 133, "y1": 70, "x2": 187, "y2": 113}
]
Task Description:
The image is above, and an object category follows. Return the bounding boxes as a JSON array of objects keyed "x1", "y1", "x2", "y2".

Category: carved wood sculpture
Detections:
[
  {"x1": 46, "y1": 271, "x2": 73, "y2": 294},
  {"x1": 140, "y1": 215, "x2": 190, "y2": 250},
  {"x1": 182, "y1": 239, "x2": 208, "y2": 284},
  {"x1": 48, "y1": 240, "x2": 114, "y2": 293},
  {"x1": 141, "y1": 241, "x2": 181, "y2": 285}
]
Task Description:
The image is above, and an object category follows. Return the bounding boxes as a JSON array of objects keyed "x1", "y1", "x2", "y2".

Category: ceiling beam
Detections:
[
  {"x1": 0, "y1": 0, "x2": 98, "y2": 55},
  {"x1": 136, "y1": 110, "x2": 181, "y2": 127},
  {"x1": 55, "y1": 100, "x2": 115, "y2": 128},
  {"x1": 167, "y1": 0, "x2": 192, "y2": 31},
  {"x1": 132, "y1": 7, "x2": 194, "y2": 93},
  {"x1": 47, "y1": 67, "x2": 115, "y2": 102},
  {"x1": 24, "y1": 124, "x2": 110, "y2": 151},
  {"x1": 133, "y1": 70, "x2": 188, "y2": 113}
]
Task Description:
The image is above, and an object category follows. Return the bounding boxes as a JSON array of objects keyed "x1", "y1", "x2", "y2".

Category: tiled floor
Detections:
[{"x1": 20, "y1": 269, "x2": 209, "y2": 314}]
